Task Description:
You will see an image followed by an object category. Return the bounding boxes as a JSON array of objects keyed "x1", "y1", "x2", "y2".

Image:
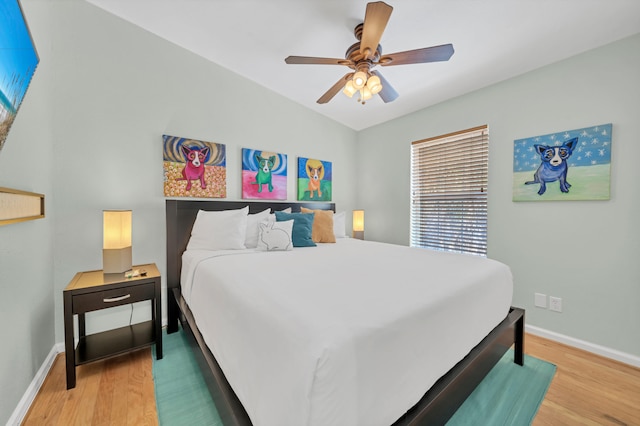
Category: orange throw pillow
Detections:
[{"x1": 300, "y1": 208, "x2": 336, "y2": 243}]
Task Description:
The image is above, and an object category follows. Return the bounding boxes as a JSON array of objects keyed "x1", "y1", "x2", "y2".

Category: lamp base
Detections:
[
  {"x1": 352, "y1": 231, "x2": 364, "y2": 240},
  {"x1": 103, "y1": 246, "x2": 132, "y2": 274}
]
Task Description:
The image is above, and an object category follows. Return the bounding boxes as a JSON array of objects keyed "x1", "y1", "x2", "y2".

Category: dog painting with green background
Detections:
[{"x1": 297, "y1": 157, "x2": 332, "y2": 201}]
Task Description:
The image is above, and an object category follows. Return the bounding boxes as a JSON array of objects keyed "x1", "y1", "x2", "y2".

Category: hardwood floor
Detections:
[
  {"x1": 22, "y1": 348, "x2": 157, "y2": 426},
  {"x1": 528, "y1": 334, "x2": 640, "y2": 426},
  {"x1": 21, "y1": 334, "x2": 640, "y2": 425}
]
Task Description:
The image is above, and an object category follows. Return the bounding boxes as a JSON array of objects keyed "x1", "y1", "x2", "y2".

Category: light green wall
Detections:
[
  {"x1": 356, "y1": 33, "x2": 640, "y2": 357},
  {"x1": 1, "y1": 0, "x2": 356, "y2": 422}
]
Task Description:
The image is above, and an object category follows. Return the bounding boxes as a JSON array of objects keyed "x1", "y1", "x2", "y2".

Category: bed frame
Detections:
[{"x1": 165, "y1": 199, "x2": 525, "y2": 426}]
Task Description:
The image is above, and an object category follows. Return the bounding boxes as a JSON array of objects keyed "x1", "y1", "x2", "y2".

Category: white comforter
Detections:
[{"x1": 181, "y1": 238, "x2": 513, "y2": 426}]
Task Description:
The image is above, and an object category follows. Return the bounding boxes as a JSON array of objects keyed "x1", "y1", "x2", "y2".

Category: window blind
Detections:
[{"x1": 410, "y1": 125, "x2": 489, "y2": 256}]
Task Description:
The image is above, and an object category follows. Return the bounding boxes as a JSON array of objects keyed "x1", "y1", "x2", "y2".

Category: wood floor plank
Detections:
[
  {"x1": 110, "y1": 354, "x2": 136, "y2": 425},
  {"x1": 142, "y1": 351, "x2": 159, "y2": 425},
  {"x1": 74, "y1": 362, "x2": 103, "y2": 425},
  {"x1": 91, "y1": 355, "x2": 116, "y2": 426},
  {"x1": 125, "y1": 349, "x2": 147, "y2": 426}
]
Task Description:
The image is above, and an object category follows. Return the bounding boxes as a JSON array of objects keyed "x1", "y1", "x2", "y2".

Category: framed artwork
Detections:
[
  {"x1": 297, "y1": 157, "x2": 332, "y2": 201},
  {"x1": 242, "y1": 148, "x2": 287, "y2": 200},
  {"x1": 0, "y1": 0, "x2": 39, "y2": 153},
  {"x1": 513, "y1": 123, "x2": 611, "y2": 201},
  {"x1": 0, "y1": 187, "x2": 44, "y2": 226},
  {"x1": 163, "y1": 135, "x2": 226, "y2": 198}
]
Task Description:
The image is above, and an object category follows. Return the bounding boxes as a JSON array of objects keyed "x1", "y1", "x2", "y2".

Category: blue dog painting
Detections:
[
  {"x1": 525, "y1": 138, "x2": 577, "y2": 195},
  {"x1": 513, "y1": 124, "x2": 612, "y2": 201}
]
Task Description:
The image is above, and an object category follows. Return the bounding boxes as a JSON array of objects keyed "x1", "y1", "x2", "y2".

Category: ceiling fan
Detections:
[{"x1": 284, "y1": 1, "x2": 454, "y2": 105}]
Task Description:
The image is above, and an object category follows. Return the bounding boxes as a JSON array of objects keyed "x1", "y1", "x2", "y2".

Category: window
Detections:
[{"x1": 410, "y1": 125, "x2": 489, "y2": 256}]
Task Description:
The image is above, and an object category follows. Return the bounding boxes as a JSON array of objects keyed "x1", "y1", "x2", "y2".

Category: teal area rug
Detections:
[
  {"x1": 153, "y1": 329, "x2": 555, "y2": 425},
  {"x1": 446, "y1": 352, "x2": 556, "y2": 425},
  {"x1": 152, "y1": 328, "x2": 222, "y2": 426}
]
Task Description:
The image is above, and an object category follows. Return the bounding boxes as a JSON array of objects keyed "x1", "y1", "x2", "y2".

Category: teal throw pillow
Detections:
[{"x1": 275, "y1": 211, "x2": 316, "y2": 247}]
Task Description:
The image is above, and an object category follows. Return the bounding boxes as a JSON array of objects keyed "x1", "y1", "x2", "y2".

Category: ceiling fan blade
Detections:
[
  {"x1": 360, "y1": 2, "x2": 393, "y2": 60},
  {"x1": 317, "y1": 72, "x2": 354, "y2": 104},
  {"x1": 370, "y1": 70, "x2": 398, "y2": 103},
  {"x1": 380, "y1": 44, "x2": 454, "y2": 66},
  {"x1": 285, "y1": 56, "x2": 351, "y2": 66}
]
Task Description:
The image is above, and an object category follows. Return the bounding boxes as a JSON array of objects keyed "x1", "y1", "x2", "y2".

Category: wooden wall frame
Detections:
[{"x1": 0, "y1": 187, "x2": 45, "y2": 226}]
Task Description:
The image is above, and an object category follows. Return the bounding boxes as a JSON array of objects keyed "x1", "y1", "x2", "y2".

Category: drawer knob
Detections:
[{"x1": 103, "y1": 294, "x2": 131, "y2": 303}]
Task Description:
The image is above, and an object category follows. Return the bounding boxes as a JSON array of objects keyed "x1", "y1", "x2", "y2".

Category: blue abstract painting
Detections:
[{"x1": 513, "y1": 124, "x2": 611, "y2": 201}]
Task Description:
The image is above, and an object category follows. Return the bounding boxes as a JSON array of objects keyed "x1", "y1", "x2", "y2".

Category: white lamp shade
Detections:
[
  {"x1": 103, "y1": 210, "x2": 132, "y2": 249},
  {"x1": 352, "y1": 71, "x2": 367, "y2": 89},
  {"x1": 103, "y1": 210, "x2": 132, "y2": 273},
  {"x1": 352, "y1": 210, "x2": 364, "y2": 240},
  {"x1": 353, "y1": 210, "x2": 365, "y2": 232}
]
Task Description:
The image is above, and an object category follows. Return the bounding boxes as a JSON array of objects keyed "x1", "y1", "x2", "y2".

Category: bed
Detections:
[{"x1": 165, "y1": 199, "x2": 524, "y2": 426}]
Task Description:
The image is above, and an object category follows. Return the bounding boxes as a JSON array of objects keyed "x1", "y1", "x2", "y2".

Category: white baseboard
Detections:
[
  {"x1": 526, "y1": 324, "x2": 640, "y2": 368},
  {"x1": 6, "y1": 343, "x2": 64, "y2": 426}
]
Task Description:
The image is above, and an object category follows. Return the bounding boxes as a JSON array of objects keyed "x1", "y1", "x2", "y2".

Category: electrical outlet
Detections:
[
  {"x1": 549, "y1": 296, "x2": 562, "y2": 313},
  {"x1": 534, "y1": 293, "x2": 547, "y2": 308}
]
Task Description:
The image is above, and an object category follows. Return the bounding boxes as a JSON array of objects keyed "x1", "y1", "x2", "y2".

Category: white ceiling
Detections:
[{"x1": 85, "y1": 0, "x2": 640, "y2": 131}]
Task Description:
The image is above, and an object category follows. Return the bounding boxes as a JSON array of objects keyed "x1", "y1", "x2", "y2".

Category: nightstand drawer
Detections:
[{"x1": 73, "y1": 283, "x2": 156, "y2": 313}]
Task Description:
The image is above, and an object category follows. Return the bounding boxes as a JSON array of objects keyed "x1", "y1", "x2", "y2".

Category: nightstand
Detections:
[{"x1": 63, "y1": 263, "x2": 162, "y2": 390}]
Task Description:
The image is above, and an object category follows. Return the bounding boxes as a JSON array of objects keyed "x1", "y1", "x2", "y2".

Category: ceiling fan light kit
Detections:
[
  {"x1": 284, "y1": 1, "x2": 454, "y2": 105},
  {"x1": 343, "y1": 73, "x2": 381, "y2": 105}
]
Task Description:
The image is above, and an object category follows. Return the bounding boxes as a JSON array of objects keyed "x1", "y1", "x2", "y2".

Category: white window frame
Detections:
[{"x1": 410, "y1": 125, "x2": 489, "y2": 256}]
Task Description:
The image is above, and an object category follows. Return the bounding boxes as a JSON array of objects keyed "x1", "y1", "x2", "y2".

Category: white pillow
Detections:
[
  {"x1": 333, "y1": 211, "x2": 346, "y2": 238},
  {"x1": 266, "y1": 207, "x2": 291, "y2": 223},
  {"x1": 187, "y1": 206, "x2": 249, "y2": 251},
  {"x1": 256, "y1": 219, "x2": 294, "y2": 251},
  {"x1": 245, "y1": 208, "x2": 271, "y2": 248}
]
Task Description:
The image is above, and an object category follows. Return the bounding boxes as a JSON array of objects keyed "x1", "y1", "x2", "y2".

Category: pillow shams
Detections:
[
  {"x1": 187, "y1": 206, "x2": 249, "y2": 251},
  {"x1": 274, "y1": 211, "x2": 316, "y2": 247},
  {"x1": 256, "y1": 220, "x2": 294, "y2": 251}
]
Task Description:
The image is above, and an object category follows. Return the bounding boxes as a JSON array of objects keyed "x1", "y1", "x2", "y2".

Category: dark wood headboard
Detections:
[{"x1": 165, "y1": 199, "x2": 335, "y2": 291}]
